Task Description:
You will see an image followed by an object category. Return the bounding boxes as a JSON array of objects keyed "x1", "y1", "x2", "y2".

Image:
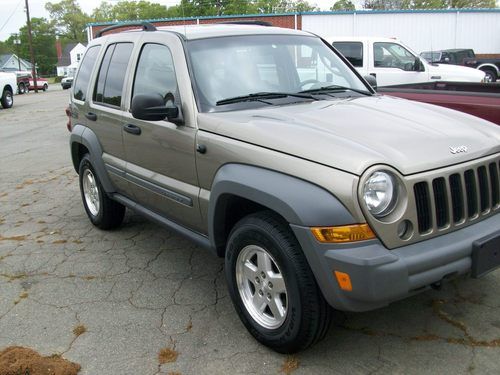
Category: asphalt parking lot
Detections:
[{"x1": 1, "y1": 87, "x2": 499, "y2": 375}]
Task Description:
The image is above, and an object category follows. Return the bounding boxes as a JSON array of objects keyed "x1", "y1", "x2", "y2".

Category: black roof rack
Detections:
[
  {"x1": 95, "y1": 22, "x2": 157, "y2": 38},
  {"x1": 219, "y1": 20, "x2": 272, "y2": 27}
]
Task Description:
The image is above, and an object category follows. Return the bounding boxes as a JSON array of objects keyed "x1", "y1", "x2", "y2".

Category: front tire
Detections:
[
  {"x1": 78, "y1": 154, "x2": 125, "y2": 229},
  {"x1": 481, "y1": 68, "x2": 497, "y2": 83},
  {"x1": 43, "y1": 84, "x2": 48, "y2": 92},
  {"x1": 225, "y1": 211, "x2": 332, "y2": 353},
  {"x1": 1, "y1": 88, "x2": 13, "y2": 108}
]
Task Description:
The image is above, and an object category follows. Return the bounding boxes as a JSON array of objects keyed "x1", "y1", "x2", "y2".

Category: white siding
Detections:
[{"x1": 303, "y1": 11, "x2": 500, "y2": 54}]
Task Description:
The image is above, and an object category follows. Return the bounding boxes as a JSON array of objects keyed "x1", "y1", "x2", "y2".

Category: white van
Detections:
[{"x1": 327, "y1": 37, "x2": 485, "y2": 86}]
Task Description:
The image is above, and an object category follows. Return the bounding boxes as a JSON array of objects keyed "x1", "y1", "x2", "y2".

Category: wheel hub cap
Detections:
[
  {"x1": 236, "y1": 245, "x2": 288, "y2": 329},
  {"x1": 82, "y1": 169, "x2": 100, "y2": 216}
]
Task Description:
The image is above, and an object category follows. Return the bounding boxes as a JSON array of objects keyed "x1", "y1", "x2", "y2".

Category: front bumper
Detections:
[{"x1": 291, "y1": 213, "x2": 500, "y2": 312}]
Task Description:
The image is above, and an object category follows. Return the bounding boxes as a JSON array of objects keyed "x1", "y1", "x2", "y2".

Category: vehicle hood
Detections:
[
  {"x1": 428, "y1": 63, "x2": 485, "y2": 82},
  {"x1": 197, "y1": 95, "x2": 500, "y2": 176}
]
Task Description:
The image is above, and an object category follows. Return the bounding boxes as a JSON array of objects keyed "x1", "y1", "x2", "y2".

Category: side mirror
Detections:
[
  {"x1": 364, "y1": 75, "x2": 377, "y2": 91},
  {"x1": 131, "y1": 93, "x2": 181, "y2": 122},
  {"x1": 414, "y1": 57, "x2": 425, "y2": 72}
]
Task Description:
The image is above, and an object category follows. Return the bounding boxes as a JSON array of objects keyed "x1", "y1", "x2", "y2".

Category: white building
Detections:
[{"x1": 56, "y1": 42, "x2": 87, "y2": 77}]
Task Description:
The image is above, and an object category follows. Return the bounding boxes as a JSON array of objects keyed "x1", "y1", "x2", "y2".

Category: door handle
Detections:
[
  {"x1": 369, "y1": 73, "x2": 376, "y2": 78},
  {"x1": 123, "y1": 124, "x2": 141, "y2": 135},
  {"x1": 85, "y1": 112, "x2": 97, "y2": 121}
]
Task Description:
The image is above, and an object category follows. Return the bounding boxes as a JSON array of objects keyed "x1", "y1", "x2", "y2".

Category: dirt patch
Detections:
[
  {"x1": 0, "y1": 346, "x2": 81, "y2": 375},
  {"x1": 0, "y1": 235, "x2": 27, "y2": 242},
  {"x1": 52, "y1": 240, "x2": 67, "y2": 244},
  {"x1": 73, "y1": 325, "x2": 87, "y2": 337},
  {"x1": 280, "y1": 356, "x2": 299, "y2": 374},
  {"x1": 158, "y1": 347, "x2": 178, "y2": 364}
]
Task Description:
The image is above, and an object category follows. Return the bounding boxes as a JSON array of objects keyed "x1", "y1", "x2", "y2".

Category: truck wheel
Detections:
[
  {"x1": 78, "y1": 154, "x2": 125, "y2": 229},
  {"x1": 1, "y1": 88, "x2": 13, "y2": 109},
  {"x1": 18, "y1": 83, "x2": 26, "y2": 94},
  {"x1": 225, "y1": 211, "x2": 332, "y2": 353},
  {"x1": 481, "y1": 68, "x2": 497, "y2": 83},
  {"x1": 43, "y1": 84, "x2": 48, "y2": 92}
]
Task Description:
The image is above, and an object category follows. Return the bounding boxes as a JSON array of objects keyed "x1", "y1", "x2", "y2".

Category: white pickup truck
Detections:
[
  {"x1": 0, "y1": 71, "x2": 16, "y2": 109},
  {"x1": 326, "y1": 37, "x2": 485, "y2": 87}
]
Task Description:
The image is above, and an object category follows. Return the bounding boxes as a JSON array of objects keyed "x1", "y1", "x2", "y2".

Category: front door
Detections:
[
  {"x1": 369, "y1": 42, "x2": 429, "y2": 86},
  {"x1": 122, "y1": 38, "x2": 203, "y2": 232}
]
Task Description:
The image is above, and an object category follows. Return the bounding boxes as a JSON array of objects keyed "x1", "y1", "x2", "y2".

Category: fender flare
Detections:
[
  {"x1": 477, "y1": 63, "x2": 499, "y2": 74},
  {"x1": 208, "y1": 164, "x2": 355, "y2": 253},
  {"x1": 69, "y1": 124, "x2": 115, "y2": 193}
]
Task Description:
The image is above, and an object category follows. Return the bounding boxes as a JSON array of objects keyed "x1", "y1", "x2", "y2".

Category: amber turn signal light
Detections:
[
  {"x1": 311, "y1": 224, "x2": 375, "y2": 243},
  {"x1": 334, "y1": 271, "x2": 352, "y2": 291}
]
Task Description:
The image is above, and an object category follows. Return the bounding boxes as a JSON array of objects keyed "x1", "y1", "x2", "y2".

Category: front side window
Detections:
[
  {"x1": 332, "y1": 42, "x2": 363, "y2": 67},
  {"x1": 73, "y1": 45, "x2": 100, "y2": 101},
  {"x1": 373, "y1": 42, "x2": 420, "y2": 72},
  {"x1": 93, "y1": 42, "x2": 133, "y2": 107},
  {"x1": 132, "y1": 43, "x2": 179, "y2": 105},
  {"x1": 188, "y1": 35, "x2": 369, "y2": 112}
]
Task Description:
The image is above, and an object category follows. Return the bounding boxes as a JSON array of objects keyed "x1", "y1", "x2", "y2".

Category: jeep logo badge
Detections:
[{"x1": 449, "y1": 145, "x2": 468, "y2": 154}]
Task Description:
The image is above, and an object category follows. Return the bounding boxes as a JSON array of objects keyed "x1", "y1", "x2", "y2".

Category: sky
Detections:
[{"x1": 1, "y1": 0, "x2": 352, "y2": 41}]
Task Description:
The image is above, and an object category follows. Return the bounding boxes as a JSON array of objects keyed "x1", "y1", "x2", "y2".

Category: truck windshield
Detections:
[{"x1": 187, "y1": 34, "x2": 370, "y2": 112}]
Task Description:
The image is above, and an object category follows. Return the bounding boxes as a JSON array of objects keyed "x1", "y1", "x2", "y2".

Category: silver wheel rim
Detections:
[
  {"x1": 82, "y1": 169, "x2": 100, "y2": 216},
  {"x1": 236, "y1": 245, "x2": 288, "y2": 329},
  {"x1": 5, "y1": 92, "x2": 12, "y2": 106}
]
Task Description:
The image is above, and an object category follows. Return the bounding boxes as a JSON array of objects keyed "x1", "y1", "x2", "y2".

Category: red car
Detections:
[{"x1": 27, "y1": 74, "x2": 49, "y2": 92}]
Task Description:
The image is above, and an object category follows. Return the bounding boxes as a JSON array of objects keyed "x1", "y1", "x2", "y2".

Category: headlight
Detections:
[{"x1": 362, "y1": 171, "x2": 398, "y2": 217}]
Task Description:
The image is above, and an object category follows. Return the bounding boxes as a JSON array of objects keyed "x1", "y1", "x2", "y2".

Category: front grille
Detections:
[{"x1": 413, "y1": 160, "x2": 500, "y2": 234}]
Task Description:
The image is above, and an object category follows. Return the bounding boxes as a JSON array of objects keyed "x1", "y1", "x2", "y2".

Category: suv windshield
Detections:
[{"x1": 187, "y1": 35, "x2": 370, "y2": 112}]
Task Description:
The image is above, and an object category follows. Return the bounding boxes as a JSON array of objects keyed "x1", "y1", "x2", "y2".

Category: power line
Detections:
[{"x1": 0, "y1": 0, "x2": 23, "y2": 34}]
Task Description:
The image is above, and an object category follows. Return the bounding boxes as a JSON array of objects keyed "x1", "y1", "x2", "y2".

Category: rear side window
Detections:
[
  {"x1": 333, "y1": 42, "x2": 363, "y2": 67},
  {"x1": 93, "y1": 42, "x2": 133, "y2": 107},
  {"x1": 73, "y1": 45, "x2": 100, "y2": 101}
]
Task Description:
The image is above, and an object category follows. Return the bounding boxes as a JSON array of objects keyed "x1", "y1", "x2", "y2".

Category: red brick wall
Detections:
[{"x1": 90, "y1": 14, "x2": 300, "y2": 39}]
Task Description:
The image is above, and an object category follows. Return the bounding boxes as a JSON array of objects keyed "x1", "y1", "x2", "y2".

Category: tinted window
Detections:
[
  {"x1": 132, "y1": 44, "x2": 179, "y2": 104},
  {"x1": 94, "y1": 42, "x2": 133, "y2": 107},
  {"x1": 333, "y1": 42, "x2": 363, "y2": 67},
  {"x1": 73, "y1": 46, "x2": 100, "y2": 101},
  {"x1": 94, "y1": 44, "x2": 114, "y2": 103}
]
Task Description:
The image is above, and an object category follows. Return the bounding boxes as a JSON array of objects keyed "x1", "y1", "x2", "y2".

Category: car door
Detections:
[
  {"x1": 86, "y1": 41, "x2": 135, "y2": 195},
  {"x1": 369, "y1": 41, "x2": 428, "y2": 86},
  {"x1": 121, "y1": 34, "x2": 203, "y2": 233}
]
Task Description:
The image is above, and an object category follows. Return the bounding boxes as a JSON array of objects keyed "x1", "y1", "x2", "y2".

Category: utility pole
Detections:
[{"x1": 25, "y1": 0, "x2": 38, "y2": 93}]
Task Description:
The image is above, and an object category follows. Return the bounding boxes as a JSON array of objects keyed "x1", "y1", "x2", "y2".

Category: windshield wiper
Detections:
[
  {"x1": 216, "y1": 92, "x2": 318, "y2": 106},
  {"x1": 299, "y1": 85, "x2": 371, "y2": 96}
]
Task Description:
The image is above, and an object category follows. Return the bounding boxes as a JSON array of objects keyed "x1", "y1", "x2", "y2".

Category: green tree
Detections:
[
  {"x1": 4, "y1": 18, "x2": 57, "y2": 75},
  {"x1": 331, "y1": 0, "x2": 356, "y2": 10},
  {"x1": 45, "y1": 0, "x2": 91, "y2": 42}
]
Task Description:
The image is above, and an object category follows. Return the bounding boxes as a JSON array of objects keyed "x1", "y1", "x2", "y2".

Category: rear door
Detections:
[
  {"x1": 86, "y1": 41, "x2": 135, "y2": 194},
  {"x1": 121, "y1": 33, "x2": 203, "y2": 232}
]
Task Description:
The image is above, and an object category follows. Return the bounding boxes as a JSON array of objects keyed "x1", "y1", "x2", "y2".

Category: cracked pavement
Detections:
[{"x1": 1, "y1": 88, "x2": 499, "y2": 374}]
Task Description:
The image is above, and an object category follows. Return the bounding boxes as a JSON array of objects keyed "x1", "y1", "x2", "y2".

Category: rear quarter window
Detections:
[
  {"x1": 73, "y1": 45, "x2": 100, "y2": 101},
  {"x1": 332, "y1": 42, "x2": 363, "y2": 67}
]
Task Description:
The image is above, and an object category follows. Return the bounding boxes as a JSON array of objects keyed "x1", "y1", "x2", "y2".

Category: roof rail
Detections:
[
  {"x1": 95, "y1": 22, "x2": 157, "y2": 38},
  {"x1": 219, "y1": 20, "x2": 272, "y2": 26}
]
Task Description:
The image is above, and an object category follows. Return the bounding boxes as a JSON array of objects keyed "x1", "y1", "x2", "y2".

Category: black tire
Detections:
[
  {"x1": 18, "y1": 83, "x2": 26, "y2": 94},
  {"x1": 43, "y1": 84, "x2": 48, "y2": 92},
  {"x1": 481, "y1": 68, "x2": 497, "y2": 83},
  {"x1": 78, "y1": 154, "x2": 125, "y2": 229},
  {"x1": 1, "y1": 88, "x2": 13, "y2": 109},
  {"x1": 225, "y1": 211, "x2": 332, "y2": 353}
]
